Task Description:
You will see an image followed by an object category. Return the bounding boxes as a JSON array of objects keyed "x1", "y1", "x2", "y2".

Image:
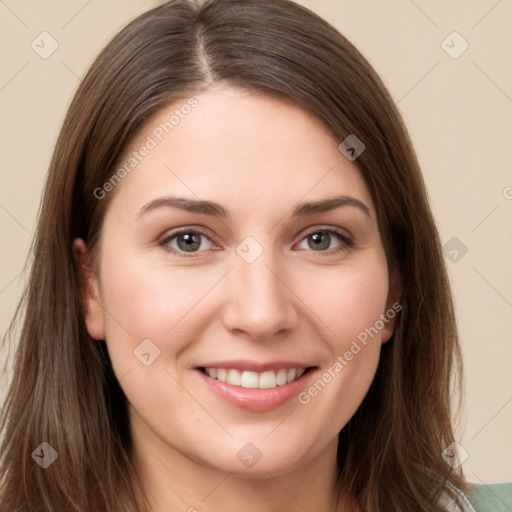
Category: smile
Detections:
[
  {"x1": 201, "y1": 367, "x2": 306, "y2": 389},
  {"x1": 197, "y1": 362, "x2": 316, "y2": 411}
]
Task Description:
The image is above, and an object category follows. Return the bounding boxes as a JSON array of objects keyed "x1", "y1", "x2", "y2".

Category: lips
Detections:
[{"x1": 196, "y1": 360, "x2": 316, "y2": 411}]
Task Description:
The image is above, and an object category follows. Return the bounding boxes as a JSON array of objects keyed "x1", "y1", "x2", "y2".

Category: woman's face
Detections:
[{"x1": 78, "y1": 85, "x2": 398, "y2": 477}]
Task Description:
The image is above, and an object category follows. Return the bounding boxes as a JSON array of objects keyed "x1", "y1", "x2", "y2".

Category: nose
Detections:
[{"x1": 221, "y1": 246, "x2": 299, "y2": 341}]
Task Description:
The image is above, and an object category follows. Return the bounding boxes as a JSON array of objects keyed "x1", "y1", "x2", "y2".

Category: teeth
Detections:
[
  {"x1": 203, "y1": 367, "x2": 307, "y2": 389},
  {"x1": 259, "y1": 371, "x2": 276, "y2": 389},
  {"x1": 276, "y1": 369, "x2": 288, "y2": 386},
  {"x1": 227, "y1": 369, "x2": 241, "y2": 386},
  {"x1": 240, "y1": 371, "x2": 259, "y2": 388}
]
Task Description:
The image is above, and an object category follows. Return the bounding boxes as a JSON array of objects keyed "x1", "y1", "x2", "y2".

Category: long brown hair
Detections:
[{"x1": 0, "y1": 0, "x2": 467, "y2": 510}]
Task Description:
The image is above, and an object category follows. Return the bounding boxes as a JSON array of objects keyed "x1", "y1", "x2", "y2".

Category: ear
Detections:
[
  {"x1": 381, "y1": 267, "x2": 402, "y2": 343},
  {"x1": 72, "y1": 238, "x2": 105, "y2": 340}
]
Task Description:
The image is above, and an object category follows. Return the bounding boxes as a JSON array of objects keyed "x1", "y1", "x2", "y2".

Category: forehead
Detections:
[{"x1": 107, "y1": 85, "x2": 374, "y2": 216}]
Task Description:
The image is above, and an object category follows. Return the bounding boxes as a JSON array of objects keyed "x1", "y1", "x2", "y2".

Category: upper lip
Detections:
[{"x1": 197, "y1": 360, "x2": 314, "y2": 372}]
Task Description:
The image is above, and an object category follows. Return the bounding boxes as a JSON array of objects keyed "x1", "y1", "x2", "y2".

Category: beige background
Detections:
[{"x1": 1, "y1": 0, "x2": 511, "y2": 484}]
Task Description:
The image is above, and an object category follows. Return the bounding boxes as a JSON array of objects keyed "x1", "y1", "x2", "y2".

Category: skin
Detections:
[{"x1": 74, "y1": 84, "x2": 400, "y2": 512}]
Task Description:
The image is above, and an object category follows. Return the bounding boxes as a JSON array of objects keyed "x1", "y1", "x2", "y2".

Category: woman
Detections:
[{"x1": 0, "y1": 0, "x2": 479, "y2": 510}]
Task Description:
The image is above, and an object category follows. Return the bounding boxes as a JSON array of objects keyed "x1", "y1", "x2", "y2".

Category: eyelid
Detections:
[
  {"x1": 160, "y1": 226, "x2": 211, "y2": 240},
  {"x1": 300, "y1": 224, "x2": 353, "y2": 241}
]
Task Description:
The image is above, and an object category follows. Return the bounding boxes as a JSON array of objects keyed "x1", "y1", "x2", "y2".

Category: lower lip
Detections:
[{"x1": 196, "y1": 369, "x2": 315, "y2": 412}]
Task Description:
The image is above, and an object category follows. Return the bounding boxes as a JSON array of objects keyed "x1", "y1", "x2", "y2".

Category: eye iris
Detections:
[
  {"x1": 177, "y1": 232, "x2": 201, "y2": 252},
  {"x1": 308, "y1": 232, "x2": 330, "y2": 251}
]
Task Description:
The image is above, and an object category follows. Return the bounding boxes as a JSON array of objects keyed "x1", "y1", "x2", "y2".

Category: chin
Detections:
[{"x1": 194, "y1": 436, "x2": 316, "y2": 478}]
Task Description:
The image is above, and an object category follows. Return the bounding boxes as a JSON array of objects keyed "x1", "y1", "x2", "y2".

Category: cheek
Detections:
[
  {"x1": 99, "y1": 252, "x2": 222, "y2": 342},
  {"x1": 291, "y1": 259, "x2": 389, "y2": 425},
  {"x1": 96, "y1": 253, "x2": 215, "y2": 421},
  {"x1": 294, "y1": 260, "x2": 389, "y2": 346},
  {"x1": 95, "y1": 253, "x2": 218, "y2": 392}
]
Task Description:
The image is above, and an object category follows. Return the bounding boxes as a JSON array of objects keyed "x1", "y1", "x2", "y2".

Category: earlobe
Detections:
[
  {"x1": 72, "y1": 238, "x2": 106, "y2": 340},
  {"x1": 381, "y1": 268, "x2": 402, "y2": 343}
]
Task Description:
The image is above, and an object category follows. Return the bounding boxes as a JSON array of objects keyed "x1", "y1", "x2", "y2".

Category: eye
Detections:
[
  {"x1": 296, "y1": 228, "x2": 353, "y2": 254},
  {"x1": 159, "y1": 226, "x2": 353, "y2": 257},
  {"x1": 160, "y1": 228, "x2": 216, "y2": 255}
]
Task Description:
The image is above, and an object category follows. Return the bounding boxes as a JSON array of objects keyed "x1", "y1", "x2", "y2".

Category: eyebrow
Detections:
[{"x1": 137, "y1": 194, "x2": 371, "y2": 219}]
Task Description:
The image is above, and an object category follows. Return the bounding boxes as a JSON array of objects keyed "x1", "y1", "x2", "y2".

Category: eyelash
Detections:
[{"x1": 159, "y1": 226, "x2": 354, "y2": 257}]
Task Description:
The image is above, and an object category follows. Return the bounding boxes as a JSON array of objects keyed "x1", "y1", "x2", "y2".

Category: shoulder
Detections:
[
  {"x1": 465, "y1": 482, "x2": 512, "y2": 512},
  {"x1": 439, "y1": 481, "x2": 512, "y2": 512}
]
